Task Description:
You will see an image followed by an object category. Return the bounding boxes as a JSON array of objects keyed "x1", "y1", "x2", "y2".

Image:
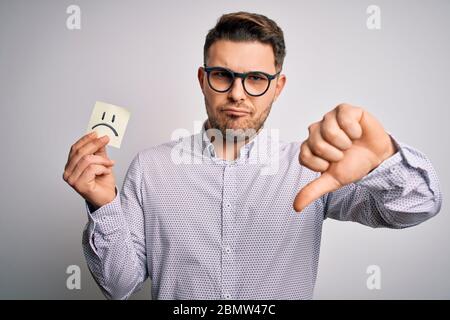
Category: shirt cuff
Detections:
[
  {"x1": 355, "y1": 134, "x2": 410, "y2": 190},
  {"x1": 84, "y1": 186, "x2": 127, "y2": 239}
]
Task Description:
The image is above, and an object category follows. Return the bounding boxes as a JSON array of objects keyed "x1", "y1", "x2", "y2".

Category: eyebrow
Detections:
[{"x1": 209, "y1": 65, "x2": 275, "y2": 74}]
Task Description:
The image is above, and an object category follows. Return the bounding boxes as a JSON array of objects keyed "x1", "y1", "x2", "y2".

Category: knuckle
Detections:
[
  {"x1": 73, "y1": 181, "x2": 83, "y2": 193},
  {"x1": 299, "y1": 142, "x2": 309, "y2": 164},
  {"x1": 323, "y1": 127, "x2": 339, "y2": 140},
  {"x1": 322, "y1": 112, "x2": 333, "y2": 121},
  {"x1": 86, "y1": 164, "x2": 97, "y2": 174},
  {"x1": 314, "y1": 142, "x2": 325, "y2": 154},
  {"x1": 74, "y1": 148, "x2": 83, "y2": 158},
  {"x1": 337, "y1": 103, "x2": 351, "y2": 111},
  {"x1": 300, "y1": 141, "x2": 309, "y2": 154},
  {"x1": 300, "y1": 141, "x2": 307, "y2": 151},
  {"x1": 338, "y1": 116, "x2": 353, "y2": 128},
  {"x1": 299, "y1": 152, "x2": 309, "y2": 165},
  {"x1": 81, "y1": 154, "x2": 93, "y2": 163},
  {"x1": 307, "y1": 122, "x2": 318, "y2": 133},
  {"x1": 314, "y1": 142, "x2": 326, "y2": 155},
  {"x1": 67, "y1": 176, "x2": 75, "y2": 186}
]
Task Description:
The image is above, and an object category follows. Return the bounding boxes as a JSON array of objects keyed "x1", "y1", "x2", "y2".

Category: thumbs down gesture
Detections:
[{"x1": 293, "y1": 103, "x2": 398, "y2": 212}]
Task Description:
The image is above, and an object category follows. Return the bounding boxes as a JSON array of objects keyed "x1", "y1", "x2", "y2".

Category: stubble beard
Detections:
[{"x1": 205, "y1": 98, "x2": 273, "y2": 143}]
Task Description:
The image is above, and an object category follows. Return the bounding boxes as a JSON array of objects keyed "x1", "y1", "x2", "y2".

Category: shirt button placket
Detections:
[{"x1": 221, "y1": 163, "x2": 237, "y2": 300}]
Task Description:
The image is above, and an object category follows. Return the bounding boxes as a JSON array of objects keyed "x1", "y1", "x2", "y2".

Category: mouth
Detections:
[
  {"x1": 222, "y1": 108, "x2": 251, "y2": 117},
  {"x1": 92, "y1": 123, "x2": 119, "y2": 136}
]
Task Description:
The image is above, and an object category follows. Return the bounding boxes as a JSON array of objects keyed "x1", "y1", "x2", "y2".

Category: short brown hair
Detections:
[{"x1": 203, "y1": 11, "x2": 286, "y2": 71}]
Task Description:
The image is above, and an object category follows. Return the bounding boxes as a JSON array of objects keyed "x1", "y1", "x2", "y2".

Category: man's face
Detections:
[{"x1": 198, "y1": 40, "x2": 286, "y2": 140}]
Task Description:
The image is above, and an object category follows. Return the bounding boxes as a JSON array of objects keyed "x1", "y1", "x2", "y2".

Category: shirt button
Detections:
[
  {"x1": 224, "y1": 246, "x2": 232, "y2": 254},
  {"x1": 224, "y1": 293, "x2": 232, "y2": 299},
  {"x1": 225, "y1": 203, "x2": 232, "y2": 209}
]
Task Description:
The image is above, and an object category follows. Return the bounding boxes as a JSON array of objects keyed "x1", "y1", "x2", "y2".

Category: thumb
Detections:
[{"x1": 293, "y1": 172, "x2": 341, "y2": 212}]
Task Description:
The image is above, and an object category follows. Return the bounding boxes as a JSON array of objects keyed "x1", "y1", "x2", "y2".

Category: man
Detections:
[{"x1": 63, "y1": 12, "x2": 442, "y2": 299}]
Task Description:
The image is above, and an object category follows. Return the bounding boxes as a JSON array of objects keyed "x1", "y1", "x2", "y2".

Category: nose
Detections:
[{"x1": 228, "y1": 77, "x2": 247, "y2": 102}]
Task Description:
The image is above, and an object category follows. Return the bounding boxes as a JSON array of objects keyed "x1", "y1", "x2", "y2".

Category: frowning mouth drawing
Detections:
[{"x1": 92, "y1": 111, "x2": 119, "y2": 136}]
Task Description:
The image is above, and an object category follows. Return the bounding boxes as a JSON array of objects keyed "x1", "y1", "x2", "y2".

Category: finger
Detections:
[
  {"x1": 95, "y1": 144, "x2": 108, "y2": 158},
  {"x1": 67, "y1": 155, "x2": 114, "y2": 185},
  {"x1": 308, "y1": 123, "x2": 344, "y2": 162},
  {"x1": 76, "y1": 164, "x2": 112, "y2": 194},
  {"x1": 68, "y1": 131, "x2": 98, "y2": 160},
  {"x1": 335, "y1": 104, "x2": 363, "y2": 140},
  {"x1": 293, "y1": 172, "x2": 342, "y2": 212},
  {"x1": 299, "y1": 141, "x2": 330, "y2": 172},
  {"x1": 64, "y1": 135, "x2": 110, "y2": 179},
  {"x1": 321, "y1": 111, "x2": 353, "y2": 150}
]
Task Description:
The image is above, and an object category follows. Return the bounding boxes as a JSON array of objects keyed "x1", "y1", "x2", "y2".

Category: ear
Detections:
[
  {"x1": 197, "y1": 67, "x2": 206, "y2": 94},
  {"x1": 273, "y1": 74, "x2": 286, "y2": 102}
]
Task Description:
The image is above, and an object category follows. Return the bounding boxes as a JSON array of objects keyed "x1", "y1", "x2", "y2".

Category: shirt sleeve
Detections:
[
  {"x1": 323, "y1": 135, "x2": 442, "y2": 228},
  {"x1": 81, "y1": 152, "x2": 148, "y2": 299}
]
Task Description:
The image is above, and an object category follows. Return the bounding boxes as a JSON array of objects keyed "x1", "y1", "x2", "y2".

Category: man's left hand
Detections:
[{"x1": 293, "y1": 103, "x2": 397, "y2": 212}]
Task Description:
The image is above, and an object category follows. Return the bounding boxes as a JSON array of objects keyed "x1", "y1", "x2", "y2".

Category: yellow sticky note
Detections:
[{"x1": 86, "y1": 101, "x2": 131, "y2": 148}]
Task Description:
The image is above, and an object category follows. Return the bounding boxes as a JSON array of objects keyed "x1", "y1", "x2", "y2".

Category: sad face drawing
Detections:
[
  {"x1": 92, "y1": 111, "x2": 119, "y2": 137},
  {"x1": 86, "y1": 101, "x2": 131, "y2": 148}
]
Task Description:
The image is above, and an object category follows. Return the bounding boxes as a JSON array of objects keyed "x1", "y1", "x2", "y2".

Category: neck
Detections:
[{"x1": 205, "y1": 120, "x2": 261, "y2": 161}]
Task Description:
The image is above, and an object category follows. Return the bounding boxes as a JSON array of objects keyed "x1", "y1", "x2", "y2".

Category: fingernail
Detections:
[
  {"x1": 100, "y1": 135, "x2": 109, "y2": 141},
  {"x1": 90, "y1": 131, "x2": 97, "y2": 137}
]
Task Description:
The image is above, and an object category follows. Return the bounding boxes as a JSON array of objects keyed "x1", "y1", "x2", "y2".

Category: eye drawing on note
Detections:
[
  {"x1": 92, "y1": 111, "x2": 119, "y2": 136},
  {"x1": 86, "y1": 101, "x2": 131, "y2": 148}
]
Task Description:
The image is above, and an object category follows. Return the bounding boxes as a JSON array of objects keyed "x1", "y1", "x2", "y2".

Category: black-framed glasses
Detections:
[{"x1": 203, "y1": 64, "x2": 281, "y2": 97}]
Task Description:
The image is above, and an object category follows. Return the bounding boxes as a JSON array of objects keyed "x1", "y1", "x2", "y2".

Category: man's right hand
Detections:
[{"x1": 63, "y1": 131, "x2": 116, "y2": 210}]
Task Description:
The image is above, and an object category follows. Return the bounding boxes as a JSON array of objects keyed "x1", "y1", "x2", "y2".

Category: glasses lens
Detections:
[
  {"x1": 208, "y1": 69, "x2": 234, "y2": 92},
  {"x1": 244, "y1": 72, "x2": 270, "y2": 96}
]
